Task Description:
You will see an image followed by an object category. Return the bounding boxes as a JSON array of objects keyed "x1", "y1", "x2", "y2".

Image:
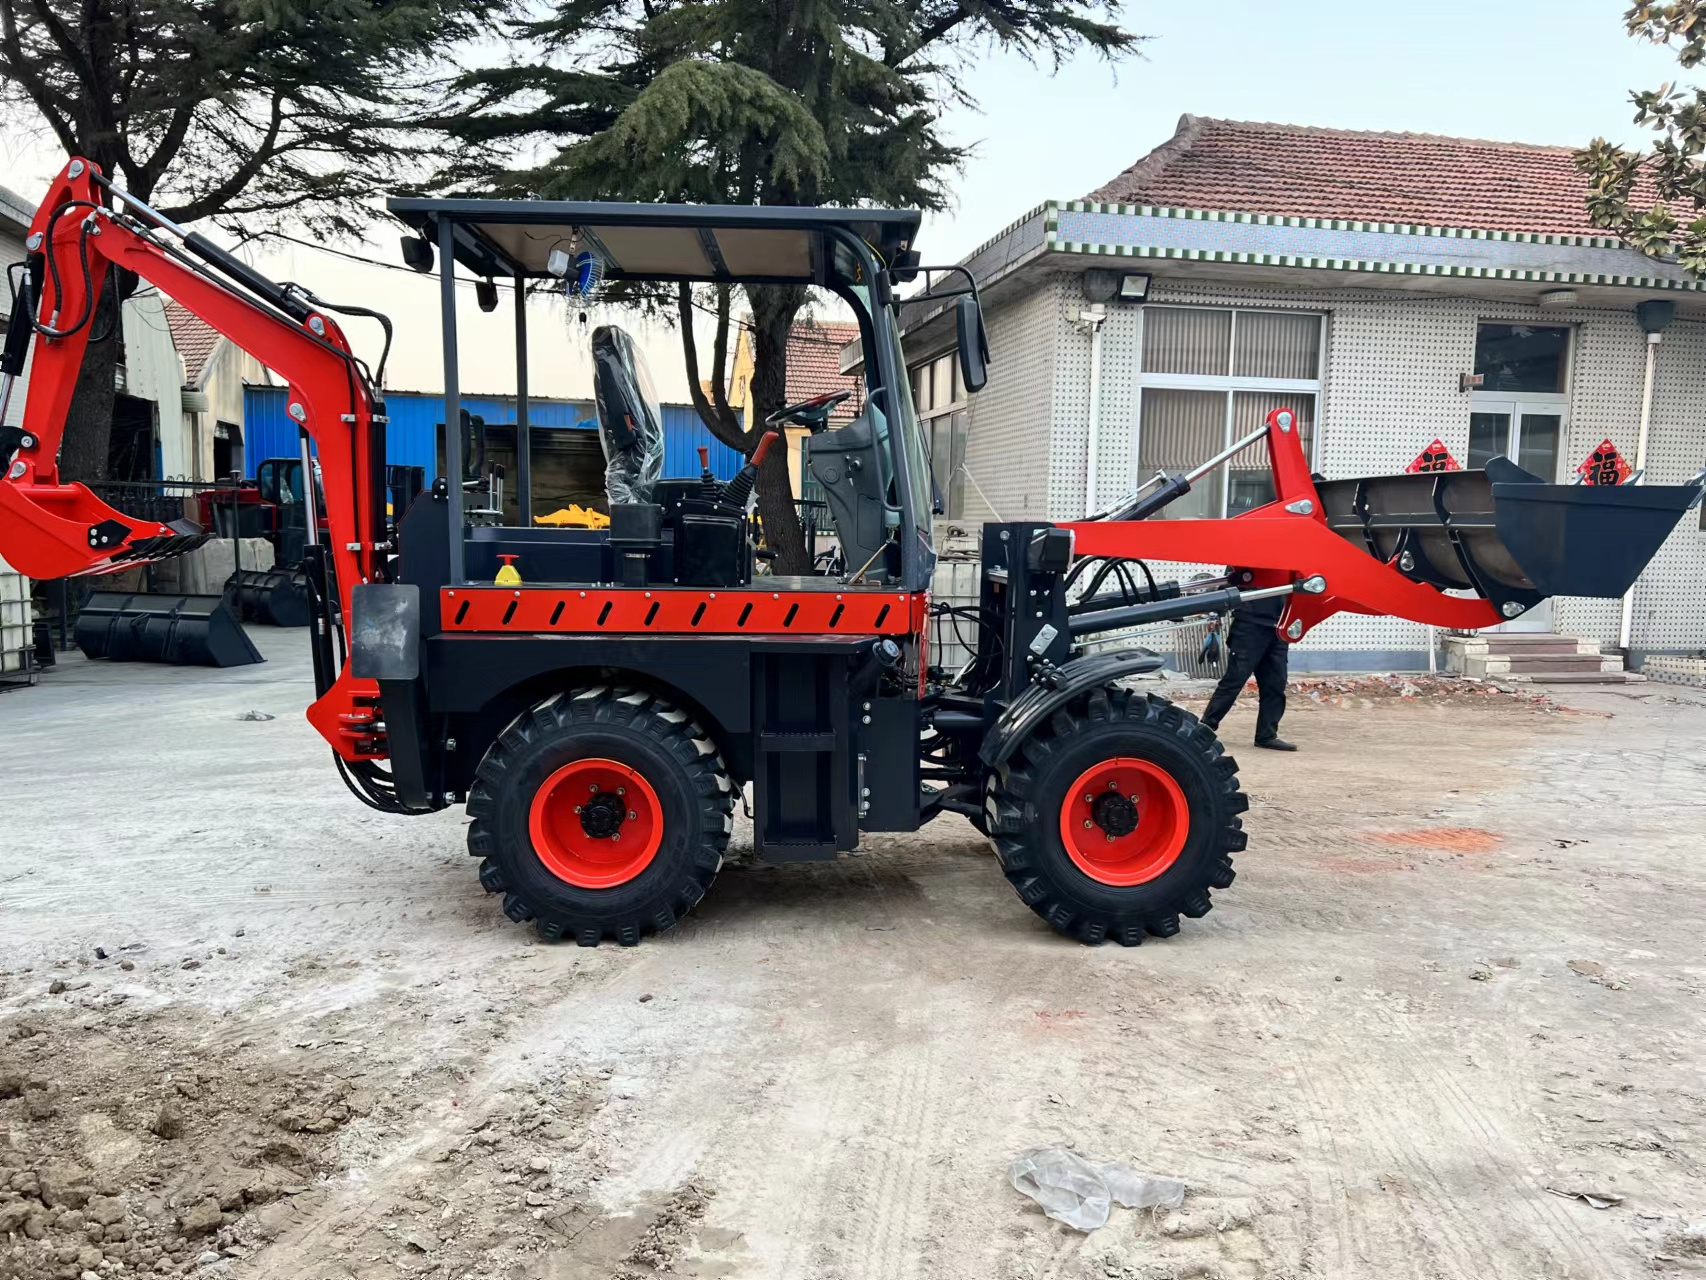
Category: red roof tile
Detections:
[
  {"x1": 1087, "y1": 115, "x2": 1638, "y2": 236},
  {"x1": 164, "y1": 300, "x2": 223, "y2": 384},
  {"x1": 787, "y1": 321, "x2": 863, "y2": 423}
]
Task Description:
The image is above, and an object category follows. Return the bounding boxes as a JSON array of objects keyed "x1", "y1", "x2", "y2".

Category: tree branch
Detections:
[
  {"x1": 709, "y1": 283, "x2": 740, "y2": 433},
  {"x1": 0, "y1": 0, "x2": 80, "y2": 151},
  {"x1": 135, "y1": 100, "x2": 199, "y2": 198},
  {"x1": 677, "y1": 282, "x2": 747, "y2": 450},
  {"x1": 156, "y1": 89, "x2": 287, "y2": 224}
]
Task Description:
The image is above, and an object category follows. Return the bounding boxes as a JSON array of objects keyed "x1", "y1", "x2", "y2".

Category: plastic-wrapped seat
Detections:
[{"x1": 592, "y1": 326, "x2": 664, "y2": 505}]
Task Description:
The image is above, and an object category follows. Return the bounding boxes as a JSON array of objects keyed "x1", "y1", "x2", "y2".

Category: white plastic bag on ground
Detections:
[
  {"x1": 1100, "y1": 1161, "x2": 1187, "y2": 1211},
  {"x1": 1008, "y1": 1147, "x2": 1185, "y2": 1231}
]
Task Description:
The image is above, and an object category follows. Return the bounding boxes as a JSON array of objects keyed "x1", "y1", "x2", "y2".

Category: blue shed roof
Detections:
[{"x1": 242, "y1": 387, "x2": 746, "y2": 482}]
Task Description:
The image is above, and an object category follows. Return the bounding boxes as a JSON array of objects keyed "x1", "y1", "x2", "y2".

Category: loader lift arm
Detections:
[
  {"x1": 1057, "y1": 404, "x2": 1705, "y2": 644},
  {"x1": 0, "y1": 158, "x2": 391, "y2": 771}
]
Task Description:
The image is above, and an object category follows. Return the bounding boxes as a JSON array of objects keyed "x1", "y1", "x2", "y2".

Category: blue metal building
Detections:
[{"x1": 243, "y1": 386, "x2": 744, "y2": 481}]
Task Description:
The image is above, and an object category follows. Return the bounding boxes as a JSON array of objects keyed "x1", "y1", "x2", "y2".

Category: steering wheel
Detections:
[{"x1": 766, "y1": 389, "x2": 852, "y2": 430}]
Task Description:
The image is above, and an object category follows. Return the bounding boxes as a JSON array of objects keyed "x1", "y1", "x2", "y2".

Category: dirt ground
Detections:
[{"x1": 3, "y1": 630, "x2": 1706, "y2": 1280}]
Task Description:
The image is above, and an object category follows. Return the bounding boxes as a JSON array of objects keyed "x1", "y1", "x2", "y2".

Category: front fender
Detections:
[{"x1": 978, "y1": 649, "x2": 1165, "y2": 768}]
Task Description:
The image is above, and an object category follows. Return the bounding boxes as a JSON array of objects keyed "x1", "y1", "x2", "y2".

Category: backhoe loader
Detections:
[{"x1": 3, "y1": 157, "x2": 1699, "y2": 945}]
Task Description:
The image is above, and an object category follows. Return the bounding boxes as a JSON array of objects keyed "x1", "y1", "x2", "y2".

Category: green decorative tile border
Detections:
[
  {"x1": 1041, "y1": 202, "x2": 1706, "y2": 292},
  {"x1": 1052, "y1": 199, "x2": 1631, "y2": 249}
]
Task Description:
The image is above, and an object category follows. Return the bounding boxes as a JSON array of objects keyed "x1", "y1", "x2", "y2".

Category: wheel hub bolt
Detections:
[{"x1": 1089, "y1": 789, "x2": 1139, "y2": 838}]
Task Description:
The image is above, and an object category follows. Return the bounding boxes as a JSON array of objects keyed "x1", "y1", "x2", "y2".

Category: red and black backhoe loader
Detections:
[{"x1": 4, "y1": 157, "x2": 1701, "y2": 946}]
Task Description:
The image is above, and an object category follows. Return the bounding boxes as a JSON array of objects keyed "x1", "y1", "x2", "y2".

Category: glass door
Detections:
[
  {"x1": 1467, "y1": 400, "x2": 1564, "y2": 480},
  {"x1": 1466, "y1": 397, "x2": 1565, "y2": 631}
]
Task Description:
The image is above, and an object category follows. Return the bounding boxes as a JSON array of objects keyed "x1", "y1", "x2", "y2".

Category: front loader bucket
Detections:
[
  {"x1": 1487, "y1": 460, "x2": 1701, "y2": 598},
  {"x1": 1318, "y1": 457, "x2": 1703, "y2": 612},
  {"x1": 74, "y1": 591, "x2": 263, "y2": 667},
  {"x1": 227, "y1": 568, "x2": 312, "y2": 628}
]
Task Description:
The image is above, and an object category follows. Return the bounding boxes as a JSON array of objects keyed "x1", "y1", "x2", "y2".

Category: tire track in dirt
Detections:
[
  {"x1": 844, "y1": 1041, "x2": 939, "y2": 1280},
  {"x1": 1285, "y1": 1050, "x2": 1364, "y2": 1277},
  {"x1": 1317, "y1": 1034, "x2": 1486, "y2": 1280},
  {"x1": 1365, "y1": 1001, "x2": 1619, "y2": 1279}
]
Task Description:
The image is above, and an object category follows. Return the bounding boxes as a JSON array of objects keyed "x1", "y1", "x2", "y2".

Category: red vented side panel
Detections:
[{"x1": 440, "y1": 586, "x2": 928, "y2": 636}]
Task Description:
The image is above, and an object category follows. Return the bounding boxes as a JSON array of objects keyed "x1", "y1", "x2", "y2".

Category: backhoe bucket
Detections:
[
  {"x1": 227, "y1": 568, "x2": 312, "y2": 628},
  {"x1": 75, "y1": 591, "x2": 263, "y2": 667},
  {"x1": 1318, "y1": 457, "x2": 1703, "y2": 612}
]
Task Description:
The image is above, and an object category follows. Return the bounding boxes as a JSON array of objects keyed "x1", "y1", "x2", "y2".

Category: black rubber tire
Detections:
[
  {"x1": 985, "y1": 687, "x2": 1247, "y2": 946},
  {"x1": 466, "y1": 687, "x2": 733, "y2": 946}
]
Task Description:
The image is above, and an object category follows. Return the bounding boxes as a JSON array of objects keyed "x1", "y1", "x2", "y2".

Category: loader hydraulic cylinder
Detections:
[{"x1": 1068, "y1": 583, "x2": 1295, "y2": 638}]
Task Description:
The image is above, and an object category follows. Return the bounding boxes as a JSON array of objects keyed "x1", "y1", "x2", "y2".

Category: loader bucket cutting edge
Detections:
[{"x1": 1317, "y1": 456, "x2": 1702, "y2": 606}]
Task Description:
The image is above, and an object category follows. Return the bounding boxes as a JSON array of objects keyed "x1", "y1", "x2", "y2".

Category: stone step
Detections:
[
  {"x1": 1511, "y1": 670, "x2": 1648, "y2": 684},
  {"x1": 1505, "y1": 653, "x2": 1615, "y2": 673},
  {"x1": 1483, "y1": 636, "x2": 1588, "y2": 655}
]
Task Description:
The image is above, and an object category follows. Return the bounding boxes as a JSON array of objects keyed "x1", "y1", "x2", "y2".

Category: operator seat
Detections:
[{"x1": 592, "y1": 325, "x2": 664, "y2": 505}]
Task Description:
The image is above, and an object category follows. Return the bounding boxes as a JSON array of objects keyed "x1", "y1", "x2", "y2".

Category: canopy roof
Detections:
[{"x1": 387, "y1": 198, "x2": 922, "y2": 285}]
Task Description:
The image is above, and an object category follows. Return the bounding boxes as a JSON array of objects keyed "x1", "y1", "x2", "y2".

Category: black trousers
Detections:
[{"x1": 1202, "y1": 615, "x2": 1288, "y2": 743}]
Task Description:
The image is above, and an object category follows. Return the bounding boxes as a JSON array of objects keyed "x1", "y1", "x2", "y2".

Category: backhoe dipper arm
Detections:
[{"x1": 0, "y1": 158, "x2": 390, "y2": 762}]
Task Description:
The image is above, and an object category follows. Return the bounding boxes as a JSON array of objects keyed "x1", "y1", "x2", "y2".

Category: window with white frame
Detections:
[
  {"x1": 911, "y1": 350, "x2": 968, "y2": 518},
  {"x1": 1136, "y1": 307, "x2": 1322, "y2": 518}
]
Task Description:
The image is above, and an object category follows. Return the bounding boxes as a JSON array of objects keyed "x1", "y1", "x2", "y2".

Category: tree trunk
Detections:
[
  {"x1": 55, "y1": 271, "x2": 128, "y2": 485},
  {"x1": 747, "y1": 285, "x2": 809, "y2": 574},
  {"x1": 56, "y1": 324, "x2": 120, "y2": 484}
]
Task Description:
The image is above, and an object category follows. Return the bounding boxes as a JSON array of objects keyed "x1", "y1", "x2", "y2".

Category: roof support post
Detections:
[
  {"x1": 514, "y1": 274, "x2": 531, "y2": 526},
  {"x1": 439, "y1": 218, "x2": 466, "y2": 584}
]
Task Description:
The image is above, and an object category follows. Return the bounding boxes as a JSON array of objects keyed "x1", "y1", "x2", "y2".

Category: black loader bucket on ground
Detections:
[
  {"x1": 75, "y1": 592, "x2": 263, "y2": 667},
  {"x1": 227, "y1": 568, "x2": 312, "y2": 628},
  {"x1": 1318, "y1": 456, "x2": 1703, "y2": 613}
]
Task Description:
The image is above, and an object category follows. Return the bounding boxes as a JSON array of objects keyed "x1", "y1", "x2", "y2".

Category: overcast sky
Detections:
[{"x1": 0, "y1": 0, "x2": 1682, "y2": 402}]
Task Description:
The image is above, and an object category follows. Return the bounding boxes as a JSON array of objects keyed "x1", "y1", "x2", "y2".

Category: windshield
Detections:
[
  {"x1": 846, "y1": 282, "x2": 931, "y2": 537},
  {"x1": 881, "y1": 314, "x2": 932, "y2": 541}
]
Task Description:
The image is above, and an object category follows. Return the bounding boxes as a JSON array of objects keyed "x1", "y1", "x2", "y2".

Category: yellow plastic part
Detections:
[
  {"x1": 535, "y1": 504, "x2": 611, "y2": 529},
  {"x1": 495, "y1": 564, "x2": 522, "y2": 586}
]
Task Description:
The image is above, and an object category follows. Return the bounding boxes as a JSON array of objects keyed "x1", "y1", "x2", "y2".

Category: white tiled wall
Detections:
[{"x1": 965, "y1": 270, "x2": 1706, "y2": 659}]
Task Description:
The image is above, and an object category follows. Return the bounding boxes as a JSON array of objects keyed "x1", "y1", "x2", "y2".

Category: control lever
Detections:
[
  {"x1": 696, "y1": 445, "x2": 719, "y2": 500},
  {"x1": 719, "y1": 431, "x2": 780, "y2": 511}
]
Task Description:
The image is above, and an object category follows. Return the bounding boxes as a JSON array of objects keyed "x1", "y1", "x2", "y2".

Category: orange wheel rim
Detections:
[
  {"x1": 528, "y1": 758, "x2": 663, "y2": 888},
  {"x1": 1059, "y1": 757, "x2": 1189, "y2": 886}
]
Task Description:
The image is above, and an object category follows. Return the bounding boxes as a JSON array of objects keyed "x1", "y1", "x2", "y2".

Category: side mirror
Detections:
[{"x1": 955, "y1": 294, "x2": 989, "y2": 393}]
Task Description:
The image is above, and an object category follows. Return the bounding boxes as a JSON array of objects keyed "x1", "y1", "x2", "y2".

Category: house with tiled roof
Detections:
[
  {"x1": 716, "y1": 319, "x2": 864, "y2": 501},
  {"x1": 165, "y1": 301, "x2": 270, "y2": 479},
  {"x1": 895, "y1": 114, "x2": 1706, "y2": 670}
]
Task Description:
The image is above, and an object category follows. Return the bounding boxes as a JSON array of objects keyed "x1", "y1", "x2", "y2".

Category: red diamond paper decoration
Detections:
[
  {"x1": 1406, "y1": 441, "x2": 1462, "y2": 474},
  {"x1": 1577, "y1": 439, "x2": 1631, "y2": 486}
]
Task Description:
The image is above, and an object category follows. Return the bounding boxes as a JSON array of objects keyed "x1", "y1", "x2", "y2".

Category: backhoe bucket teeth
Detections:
[
  {"x1": 227, "y1": 568, "x2": 312, "y2": 628},
  {"x1": 1318, "y1": 457, "x2": 1702, "y2": 611},
  {"x1": 74, "y1": 591, "x2": 263, "y2": 667}
]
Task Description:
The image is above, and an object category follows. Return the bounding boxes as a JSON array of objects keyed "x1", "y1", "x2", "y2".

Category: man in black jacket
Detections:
[{"x1": 1201, "y1": 593, "x2": 1296, "y2": 751}]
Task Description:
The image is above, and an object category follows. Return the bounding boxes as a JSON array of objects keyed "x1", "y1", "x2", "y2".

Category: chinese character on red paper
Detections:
[
  {"x1": 1577, "y1": 439, "x2": 1631, "y2": 486},
  {"x1": 1405, "y1": 440, "x2": 1462, "y2": 474}
]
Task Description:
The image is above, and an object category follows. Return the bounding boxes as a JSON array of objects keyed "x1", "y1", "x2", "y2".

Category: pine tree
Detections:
[
  {"x1": 443, "y1": 0, "x2": 1139, "y2": 569},
  {"x1": 0, "y1": 0, "x2": 503, "y2": 481}
]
